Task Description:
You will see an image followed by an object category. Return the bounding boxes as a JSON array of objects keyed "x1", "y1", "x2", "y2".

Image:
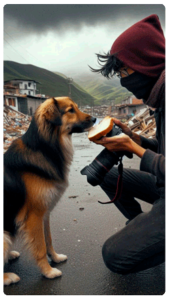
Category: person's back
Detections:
[{"x1": 82, "y1": 14, "x2": 165, "y2": 274}]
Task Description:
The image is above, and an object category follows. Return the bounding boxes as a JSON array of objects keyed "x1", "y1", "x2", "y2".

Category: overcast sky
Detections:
[{"x1": 4, "y1": 4, "x2": 165, "y2": 77}]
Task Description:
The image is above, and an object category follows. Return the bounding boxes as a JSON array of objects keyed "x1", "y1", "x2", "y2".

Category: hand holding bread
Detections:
[{"x1": 88, "y1": 116, "x2": 145, "y2": 158}]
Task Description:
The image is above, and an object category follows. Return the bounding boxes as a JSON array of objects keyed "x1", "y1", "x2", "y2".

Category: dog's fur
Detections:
[{"x1": 4, "y1": 97, "x2": 95, "y2": 285}]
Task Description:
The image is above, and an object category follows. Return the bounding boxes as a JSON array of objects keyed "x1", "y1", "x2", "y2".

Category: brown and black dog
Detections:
[{"x1": 4, "y1": 97, "x2": 96, "y2": 285}]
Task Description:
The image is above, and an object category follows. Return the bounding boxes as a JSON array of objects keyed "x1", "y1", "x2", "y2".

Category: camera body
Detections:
[
  {"x1": 81, "y1": 124, "x2": 133, "y2": 186},
  {"x1": 107, "y1": 124, "x2": 133, "y2": 159},
  {"x1": 107, "y1": 123, "x2": 123, "y2": 137}
]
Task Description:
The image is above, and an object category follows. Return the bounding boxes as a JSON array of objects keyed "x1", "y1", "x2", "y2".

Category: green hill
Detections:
[
  {"x1": 4, "y1": 61, "x2": 95, "y2": 107},
  {"x1": 73, "y1": 73, "x2": 132, "y2": 105},
  {"x1": 4, "y1": 61, "x2": 131, "y2": 107}
]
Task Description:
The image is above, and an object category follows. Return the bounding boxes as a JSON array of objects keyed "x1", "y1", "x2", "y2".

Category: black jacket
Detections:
[{"x1": 140, "y1": 71, "x2": 165, "y2": 188}]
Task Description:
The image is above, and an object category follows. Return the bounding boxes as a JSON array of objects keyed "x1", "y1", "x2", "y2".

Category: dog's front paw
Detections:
[
  {"x1": 4, "y1": 272, "x2": 20, "y2": 285},
  {"x1": 43, "y1": 267, "x2": 62, "y2": 279},
  {"x1": 9, "y1": 251, "x2": 20, "y2": 260},
  {"x1": 51, "y1": 253, "x2": 68, "y2": 263}
]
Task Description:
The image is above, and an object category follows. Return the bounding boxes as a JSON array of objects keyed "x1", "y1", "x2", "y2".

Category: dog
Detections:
[{"x1": 4, "y1": 96, "x2": 96, "y2": 285}]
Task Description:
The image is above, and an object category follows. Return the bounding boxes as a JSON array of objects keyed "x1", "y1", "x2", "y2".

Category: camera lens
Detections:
[{"x1": 81, "y1": 148, "x2": 119, "y2": 186}]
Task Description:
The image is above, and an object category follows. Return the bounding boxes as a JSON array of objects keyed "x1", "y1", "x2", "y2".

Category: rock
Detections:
[{"x1": 3, "y1": 105, "x2": 30, "y2": 152}]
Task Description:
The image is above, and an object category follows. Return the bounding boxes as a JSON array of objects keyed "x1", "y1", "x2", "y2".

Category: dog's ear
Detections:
[
  {"x1": 52, "y1": 98, "x2": 62, "y2": 126},
  {"x1": 44, "y1": 98, "x2": 62, "y2": 126}
]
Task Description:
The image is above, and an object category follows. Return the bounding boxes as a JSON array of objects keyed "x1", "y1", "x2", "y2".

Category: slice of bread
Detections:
[{"x1": 88, "y1": 116, "x2": 113, "y2": 141}]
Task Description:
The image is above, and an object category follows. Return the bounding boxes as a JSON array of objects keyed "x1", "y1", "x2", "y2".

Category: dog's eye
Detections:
[{"x1": 68, "y1": 108, "x2": 75, "y2": 113}]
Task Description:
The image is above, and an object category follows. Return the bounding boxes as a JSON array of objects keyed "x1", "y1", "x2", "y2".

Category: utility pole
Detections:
[
  {"x1": 111, "y1": 99, "x2": 115, "y2": 116},
  {"x1": 91, "y1": 98, "x2": 94, "y2": 116},
  {"x1": 66, "y1": 77, "x2": 73, "y2": 97}
]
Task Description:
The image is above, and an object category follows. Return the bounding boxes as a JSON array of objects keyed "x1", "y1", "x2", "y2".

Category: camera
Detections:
[{"x1": 81, "y1": 124, "x2": 133, "y2": 186}]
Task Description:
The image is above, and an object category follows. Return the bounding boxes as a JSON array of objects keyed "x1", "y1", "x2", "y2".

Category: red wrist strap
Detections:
[{"x1": 98, "y1": 157, "x2": 123, "y2": 204}]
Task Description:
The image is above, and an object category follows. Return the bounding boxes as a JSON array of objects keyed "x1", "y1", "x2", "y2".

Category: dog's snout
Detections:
[{"x1": 91, "y1": 117, "x2": 96, "y2": 124}]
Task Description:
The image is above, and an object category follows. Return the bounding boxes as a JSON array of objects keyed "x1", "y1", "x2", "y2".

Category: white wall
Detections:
[{"x1": 19, "y1": 81, "x2": 36, "y2": 96}]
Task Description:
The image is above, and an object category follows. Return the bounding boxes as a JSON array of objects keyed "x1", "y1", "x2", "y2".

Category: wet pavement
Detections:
[{"x1": 4, "y1": 133, "x2": 165, "y2": 295}]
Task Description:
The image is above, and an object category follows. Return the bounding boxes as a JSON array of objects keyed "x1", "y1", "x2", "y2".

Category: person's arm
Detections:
[
  {"x1": 129, "y1": 138, "x2": 165, "y2": 186},
  {"x1": 129, "y1": 139, "x2": 146, "y2": 158},
  {"x1": 140, "y1": 149, "x2": 165, "y2": 185},
  {"x1": 130, "y1": 139, "x2": 164, "y2": 184},
  {"x1": 94, "y1": 134, "x2": 164, "y2": 185},
  {"x1": 139, "y1": 135, "x2": 158, "y2": 152}
]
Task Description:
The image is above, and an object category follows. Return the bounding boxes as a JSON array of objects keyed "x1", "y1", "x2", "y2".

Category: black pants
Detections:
[{"x1": 100, "y1": 167, "x2": 165, "y2": 274}]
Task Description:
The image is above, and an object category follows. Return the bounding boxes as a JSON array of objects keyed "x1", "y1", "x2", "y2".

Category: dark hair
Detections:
[{"x1": 89, "y1": 52, "x2": 124, "y2": 79}]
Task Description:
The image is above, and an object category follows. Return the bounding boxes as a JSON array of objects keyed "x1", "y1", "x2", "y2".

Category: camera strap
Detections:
[{"x1": 98, "y1": 157, "x2": 123, "y2": 204}]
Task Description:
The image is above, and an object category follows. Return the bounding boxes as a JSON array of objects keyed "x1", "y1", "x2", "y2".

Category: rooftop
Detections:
[
  {"x1": 4, "y1": 92, "x2": 27, "y2": 98},
  {"x1": 4, "y1": 79, "x2": 40, "y2": 84}
]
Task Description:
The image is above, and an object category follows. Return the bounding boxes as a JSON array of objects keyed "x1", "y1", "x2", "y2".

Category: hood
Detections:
[{"x1": 110, "y1": 14, "x2": 165, "y2": 78}]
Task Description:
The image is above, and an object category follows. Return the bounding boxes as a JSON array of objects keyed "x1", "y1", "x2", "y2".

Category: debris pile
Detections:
[
  {"x1": 126, "y1": 108, "x2": 156, "y2": 139},
  {"x1": 81, "y1": 105, "x2": 111, "y2": 117},
  {"x1": 3, "y1": 105, "x2": 156, "y2": 153},
  {"x1": 3, "y1": 105, "x2": 31, "y2": 152}
]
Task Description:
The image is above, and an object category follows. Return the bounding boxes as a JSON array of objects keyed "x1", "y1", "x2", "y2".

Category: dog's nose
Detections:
[{"x1": 91, "y1": 117, "x2": 96, "y2": 124}]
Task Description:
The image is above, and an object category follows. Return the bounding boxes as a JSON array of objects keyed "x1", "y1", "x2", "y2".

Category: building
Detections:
[
  {"x1": 25, "y1": 95, "x2": 47, "y2": 115},
  {"x1": 4, "y1": 79, "x2": 40, "y2": 96},
  {"x1": 4, "y1": 84, "x2": 19, "y2": 94},
  {"x1": 4, "y1": 83, "x2": 27, "y2": 111},
  {"x1": 4, "y1": 93, "x2": 47, "y2": 115},
  {"x1": 4, "y1": 79, "x2": 47, "y2": 115},
  {"x1": 113, "y1": 96, "x2": 146, "y2": 119}
]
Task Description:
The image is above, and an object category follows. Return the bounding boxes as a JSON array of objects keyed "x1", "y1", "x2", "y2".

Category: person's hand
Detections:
[
  {"x1": 94, "y1": 133, "x2": 133, "y2": 153},
  {"x1": 112, "y1": 118, "x2": 133, "y2": 137},
  {"x1": 94, "y1": 133, "x2": 146, "y2": 158},
  {"x1": 112, "y1": 118, "x2": 142, "y2": 146}
]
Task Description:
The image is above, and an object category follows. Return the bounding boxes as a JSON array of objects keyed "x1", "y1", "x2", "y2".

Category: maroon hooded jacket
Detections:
[
  {"x1": 110, "y1": 15, "x2": 165, "y2": 189},
  {"x1": 110, "y1": 14, "x2": 165, "y2": 78}
]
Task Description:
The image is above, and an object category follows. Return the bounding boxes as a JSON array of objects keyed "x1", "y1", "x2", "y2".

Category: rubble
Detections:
[
  {"x1": 3, "y1": 105, "x2": 31, "y2": 152},
  {"x1": 126, "y1": 107, "x2": 156, "y2": 139},
  {"x1": 3, "y1": 105, "x2": 156, "y2": 153}
]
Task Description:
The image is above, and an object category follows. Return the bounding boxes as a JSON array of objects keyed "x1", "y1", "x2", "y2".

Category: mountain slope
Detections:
[
  {"x1": 4, "y1": 61, "x2": 95, "y2": 106},
  {"x1": 73, "y1": 73, "x2": 132, "y2": 105}
]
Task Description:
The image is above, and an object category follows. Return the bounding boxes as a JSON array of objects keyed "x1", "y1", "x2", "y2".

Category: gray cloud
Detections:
[
  {"x1": 4, "y1": 4, "x2": 165, "y2": 36},
  {"x1": 3, "y1": 4, "x2": 165, "y2": 75}
]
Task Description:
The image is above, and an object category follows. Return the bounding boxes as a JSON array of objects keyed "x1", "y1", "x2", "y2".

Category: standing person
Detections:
[{"x1": 83, "y1": 14, "x2": 165, "y2": 274}]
